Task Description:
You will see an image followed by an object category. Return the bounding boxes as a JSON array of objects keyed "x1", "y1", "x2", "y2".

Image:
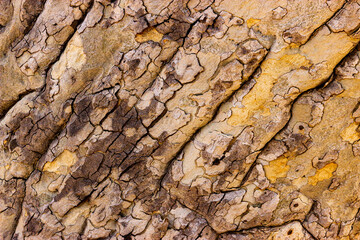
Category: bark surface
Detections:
[{"x1": 1, "y1": 0, "x2": 360, "y2": 239}]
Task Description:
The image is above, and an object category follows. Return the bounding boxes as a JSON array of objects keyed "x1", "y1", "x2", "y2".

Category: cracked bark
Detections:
[{"x1": 1, "y1": 0, "x2": 360, "y2": 239}]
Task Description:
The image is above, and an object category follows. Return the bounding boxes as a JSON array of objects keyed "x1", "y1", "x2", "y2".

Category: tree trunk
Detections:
[{"x1": 1, "y1": 0, "x2": 360, "y2": 239}]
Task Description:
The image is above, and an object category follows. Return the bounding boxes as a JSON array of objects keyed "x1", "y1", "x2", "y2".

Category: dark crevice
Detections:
[
  {"x1": 296, "y1": 0, "x2": 348, "y2": 48},
  {"x1": 8, "y1": 2, "x2": 96, "y2": 237},
  {"x1": 157, "y1": 48, "x2": 272, "y2": 192},
  {"x1": 0, "y1": 88, "x2": 37, "y2": 121}
]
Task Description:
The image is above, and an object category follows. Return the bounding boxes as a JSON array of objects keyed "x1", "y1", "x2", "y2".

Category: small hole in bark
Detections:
[
  {"x1": 293, "y1": 203, "x2": 299, "y2": 208},
  {"x1": 299, "y1": 125, "x2": 304, "y2": 130},
  {"x1": 9, "y1": 139, "x2": 18, "y2": 151},
  {"x1": 212, "y1": 158, "x2": 220, "y2": 165},
  {"x1": 288, "y1": 229, "x2": 293, "y2": 235}
]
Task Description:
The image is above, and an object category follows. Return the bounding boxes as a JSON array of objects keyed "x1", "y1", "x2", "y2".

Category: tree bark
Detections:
[{"x1": 1, "y1": 0, "x2": 360, "y2": 239}]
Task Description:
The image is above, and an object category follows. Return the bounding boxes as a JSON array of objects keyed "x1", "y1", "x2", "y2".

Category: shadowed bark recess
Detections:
[{"x1": 1, "y1": 0, "x2": 360, "y2": 239}]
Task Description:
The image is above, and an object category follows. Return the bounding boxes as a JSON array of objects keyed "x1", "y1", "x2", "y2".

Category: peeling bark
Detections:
[{"x1": 1, "y1": 0, "x2": 360, "y2": 239}]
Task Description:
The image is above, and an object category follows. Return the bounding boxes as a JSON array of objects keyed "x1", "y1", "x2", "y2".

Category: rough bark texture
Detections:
[{"x1": 1, "y1": 0, "x2": 360, "y2": 239}]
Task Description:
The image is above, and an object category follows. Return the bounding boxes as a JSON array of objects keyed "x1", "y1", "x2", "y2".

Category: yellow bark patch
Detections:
[
  {"x1": 340, "y1": 122, "x2": 360, "y2": 143},
  {"x1": 135, "y1": 27, "x2": 163, "y2": 43},
  {"x1": 228, "y1": 107, "x2": 250, "y2": 126},
  {"x1": 246, "y1": 18, "x2": 260, "y2": 28},
  {"x1": 263, "y1": 157, "x2": 290, "y2": 183},
  {"x1": 308, "y1": 163, "x2": 337, "y2": 186},
  {"x1": 242, "y1": 53, "x2": 311, "y2": 111},
  {"x1": 43, "y1": 150, "x2": 77, "y2": 175},
  {"x1": 338, "y1": 79, "x2": 360, "y2": 98},
  {"x1": 301, "y1": 29, "x2": 358, "y2": 66}
]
